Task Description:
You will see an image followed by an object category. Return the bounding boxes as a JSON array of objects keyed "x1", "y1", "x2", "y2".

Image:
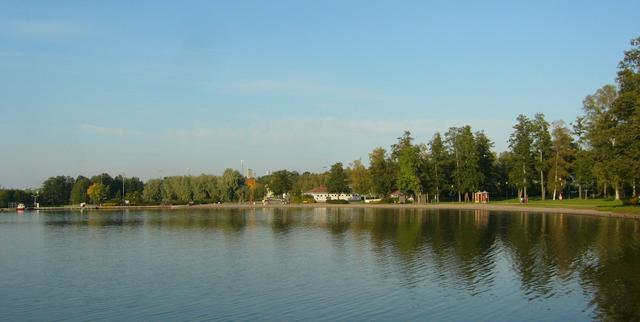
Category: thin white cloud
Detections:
[
  {"x1": 79, "y1": 124, "x2": 140, "y2": 136},
  {"x1": 165, "y1": 116, "x2": 512, "y2": 145}
]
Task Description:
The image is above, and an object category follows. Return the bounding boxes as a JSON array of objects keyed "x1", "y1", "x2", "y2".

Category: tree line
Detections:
[{"x1": 1, "y1": 37, "x2": 639, "y2": 207}]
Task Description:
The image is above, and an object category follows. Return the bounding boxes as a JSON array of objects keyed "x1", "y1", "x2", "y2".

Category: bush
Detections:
[
  {"x1": 623, "y1": 196, "x2": 639, "y2": 206},
  {"x1": 326, "y1": 199, "x2": 349, "y2": 204},
  {"x1": 375, "y1": 197, "x2": 396, "y2": 204}
]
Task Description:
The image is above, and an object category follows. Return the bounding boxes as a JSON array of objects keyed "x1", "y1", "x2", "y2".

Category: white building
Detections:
[{"x1": 304, "y1": 186, "x2": 362, "y2": 202}]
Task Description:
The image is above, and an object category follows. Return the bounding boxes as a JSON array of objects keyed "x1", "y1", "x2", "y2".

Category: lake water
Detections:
[{"x1": 1, "y1": 208, "x2": 639, "y2": 321}]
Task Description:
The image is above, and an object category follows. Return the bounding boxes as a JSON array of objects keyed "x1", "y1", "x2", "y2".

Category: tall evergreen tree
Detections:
[
  {"x1": 369, "y1": 147, "x2": 395, "y2": 197},
  {"x1": 395, "y1": 133, "x2": 422, "y2": 200},
  {"x1": 446, "y1": 126, "x2": 481, "y2": 202},
  {"x1": 428, "y1": 132, "x2": 448, "y2": 202},
  {"x1": 475, "y1": 131, "x2": 496, "y2": 193},
  {"x1": 531, "y1": 113, "x2": 552, "y2": 199},
  {"x1": 508, "y1": 115, "x2": 534, "y2": 200},
  {"x1": 326, "y1": 162, "x2": 349, "y2": 194}
]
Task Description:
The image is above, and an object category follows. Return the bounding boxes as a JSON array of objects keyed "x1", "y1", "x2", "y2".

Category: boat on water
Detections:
[{"x1": 16, "y1": 203, "x2": 26, "y2": 211}]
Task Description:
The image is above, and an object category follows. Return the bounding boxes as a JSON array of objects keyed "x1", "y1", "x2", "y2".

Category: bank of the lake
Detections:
[{"x1": 5, "y1": 200, "x2": 639, "y2": 220}]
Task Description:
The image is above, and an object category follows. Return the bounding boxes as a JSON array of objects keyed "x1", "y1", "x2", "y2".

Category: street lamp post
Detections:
[
  {"x1": 122, "y1": 172, "x2": 125, "y2": 204},
  {"x1": 505, "y1": 182, "x2": 508, "y2": 200}
]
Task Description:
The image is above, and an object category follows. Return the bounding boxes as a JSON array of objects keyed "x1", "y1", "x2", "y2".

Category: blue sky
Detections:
[{"x1": 1, "y1": 0, "x2": 638, "y2": 188}]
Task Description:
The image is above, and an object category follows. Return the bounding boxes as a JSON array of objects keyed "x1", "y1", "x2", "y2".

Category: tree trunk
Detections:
[
  {"x1": 615, "y1": 185, "x2": 620, "y2": 201},
  {"x1": 540, "y1": 169, "x2": 545, "y2": 200},
  {"x1": 458, "y1": 190, "x2": 461, "y2": 203},
  {"x1": 518, "y1": 189, "x2": 522, "y2": 200},
  {"x1": 540, "y1": 151, "x2": 545, "y2": 200},
  {"x1": 578, "y1": 184, "x2": 582, "y2": 200},
  {"x1": 522, "y1": 162, "x2": 529, "y2": 201}
]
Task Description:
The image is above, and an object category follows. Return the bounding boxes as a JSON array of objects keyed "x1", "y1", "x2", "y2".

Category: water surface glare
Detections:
[{"x1": 1, "y1": 208, "x2": 639, "y2": 321}]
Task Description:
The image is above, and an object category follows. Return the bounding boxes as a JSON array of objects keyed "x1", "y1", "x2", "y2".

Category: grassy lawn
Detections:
[{"x1": 492, "y1": 198, "x2": 640, "y2": 214}]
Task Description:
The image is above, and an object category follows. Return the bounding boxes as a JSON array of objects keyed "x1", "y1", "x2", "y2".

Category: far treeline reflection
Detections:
[{"x1": 47, "y1": 208, "x2": 640, "y2": 321}]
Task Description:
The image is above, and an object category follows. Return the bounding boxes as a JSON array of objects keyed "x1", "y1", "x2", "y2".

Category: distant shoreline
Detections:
[{"x1": 2, "y1": 202, "x2": 639, "y2": 220}]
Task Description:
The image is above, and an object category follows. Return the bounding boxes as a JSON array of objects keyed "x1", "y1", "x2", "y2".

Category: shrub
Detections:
[
  {"x1": 623, "y1": 196, "x2": 639, "y2": 206},
  {"x1": 377, "y1": 197, "x2": 396, "y2": 204}
]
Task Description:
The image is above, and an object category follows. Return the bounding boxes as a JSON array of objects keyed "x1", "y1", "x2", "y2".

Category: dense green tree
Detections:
[
  {"x1": 326, "y1": 162, "x2": 349, "y2": 194},
  {"x1": 508, "y1": 115, "x2": 534, "y2": 200},
  {"x1": 40, "y1": 176, "x2": 75, "y2": 206},
  {"x1": 391, "y1": 130, "x2": 414, "y2": 159},
  {"x1": 219, "y1": 169, "x2": 244, "y2": 202},
  {"x1": 0, "y1": 189, "x2": 32, "y2": 208},
  {"x1": 162, "y1": 176, "x2": 193, "y2": 203},
  {"x1": 496, "y1": 152, "x2": 513, "y2": 199},
  {"x1": 614, "y1": 37, "x2": 640, "y2": 197},
  {"x1": 291, "y1": 171, "x2": 327, "y2": 196},
  {"x1": 582, "y1": 85, "x2": 619, "y2": 198},
  {"x1": 124, "y1": 191, "x2": 142, "y2": 204},
  {"x1": 547, "y1": 121, "x2": 575, "y2": 200},
  {"x1": 446, "y1": 126, "x2": 481, "y2": 202},
  {"x1": 572, "y1": 116, "x2": 595, "y2": 199},
  {"x1": 347, "y1": 159, "x2": 371, "y2": 195},
  {"x1": 124, "y1": 177, "x2": 145, "y2": 196},
  {"x1": 572, "y1": 150, "x2": 596, "y2": 199},
  {"x1": 90, "y1": 173, "x2": 117, "y2": 200},
  {"x1": 87, "y1": 182, "x2": 108, "y2": 205},
  {"x1": 531, "y1": 113, "x2": 552, "y2": 200},
  {"x1": 395, "y1": 132, "x2": 422, "y2": 200},
  {"x1": 416, "y1": 143, "x2": 432, "y2": 200},
  {"x1": 268, "y1": 170, "x2": 294, "y2": 196},
  {"x1": 428, "y1": 132, "x2": 448, "y2": 202},
  {"x1": 143, "y1": 179, "x2": 163, "y2": 204},
  {"x1": 192, "y1": 175, "x2": 219, "y2": 203},
  {"x1": 70, "y1": 176, "x2": 91, "y2": 204},
  {"x1": 369, "y1": 147, "x2": 395, "y2": 197},
  {"x1": 475, "y1": 131, "x2": 496, "y2": 193}
]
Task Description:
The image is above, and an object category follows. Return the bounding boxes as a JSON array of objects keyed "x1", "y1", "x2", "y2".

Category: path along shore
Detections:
[{"x1": 1, "y1": 202, "x2": 638, "y2": 220}]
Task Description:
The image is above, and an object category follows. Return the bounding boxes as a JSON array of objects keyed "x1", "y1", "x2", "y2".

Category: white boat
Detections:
[{"x1": 16, "y1": 203, "x2": 26, "y2": 211}]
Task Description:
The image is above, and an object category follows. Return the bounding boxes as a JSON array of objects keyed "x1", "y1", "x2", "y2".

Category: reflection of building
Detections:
[
  {"x1": 473, "y1": 209, "x2": 489, "y2": 227},
  {"x1": 304, "y1": 186, "x2": 362, "y2": 202}
]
